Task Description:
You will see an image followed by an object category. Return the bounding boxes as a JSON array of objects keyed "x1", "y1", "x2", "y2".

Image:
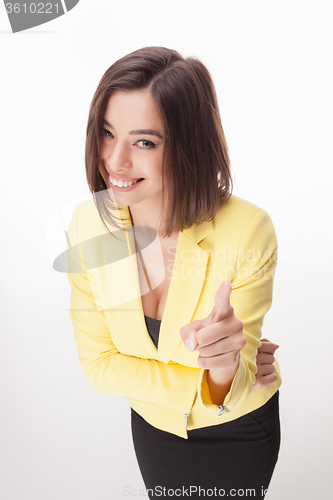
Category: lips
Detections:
[
  {"x1": 109, "y1": 176, "x2": 144, "y2": 187},
  {"x1": 106, "y1": 170, "x2": 144, "y2": 182},
  {"x1": 107, "y1": 175, "x2": 145, "y2": 190}
]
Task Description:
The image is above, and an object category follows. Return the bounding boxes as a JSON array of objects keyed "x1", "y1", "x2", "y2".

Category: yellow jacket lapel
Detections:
[{"x1": 157, "y1": 220, "x2": 214, "y2": 363}]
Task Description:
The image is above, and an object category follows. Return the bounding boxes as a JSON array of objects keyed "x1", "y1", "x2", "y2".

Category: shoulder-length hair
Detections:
[{"x1": 85, "y1": 46, "x2": 233, "y2": 238}]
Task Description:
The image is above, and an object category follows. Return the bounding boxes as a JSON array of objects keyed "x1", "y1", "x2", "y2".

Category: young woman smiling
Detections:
[{"x1": 67, "y1": 47, "x2": 281, "y2": 499}]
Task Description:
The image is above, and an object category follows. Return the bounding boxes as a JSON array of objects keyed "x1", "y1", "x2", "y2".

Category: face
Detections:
[{"x1": 99, "y1": 89, "x2": 165, "y2": 207}]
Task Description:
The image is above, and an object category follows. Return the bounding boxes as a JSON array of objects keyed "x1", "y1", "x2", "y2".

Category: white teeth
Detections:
[{"x1": 109, "y1": 176, "x2": 139, "y2": 188}]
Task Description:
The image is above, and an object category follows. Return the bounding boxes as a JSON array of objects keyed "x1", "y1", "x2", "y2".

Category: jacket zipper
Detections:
[
  {"x1": 127, "y1": 396, "x2": 193, "y2": 431},
  {"x1": 218, "y1": 404, "x2": 230, "y2": 416}
]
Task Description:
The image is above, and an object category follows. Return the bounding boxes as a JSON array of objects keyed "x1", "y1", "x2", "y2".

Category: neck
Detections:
[{"x1": 128, "y1": 197, "x2": 171, "y2": 237}]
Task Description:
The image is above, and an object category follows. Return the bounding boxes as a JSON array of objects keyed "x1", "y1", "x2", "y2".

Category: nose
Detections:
[{"x1": 107, "y1": 141, "x2": 132, "y2": 172}]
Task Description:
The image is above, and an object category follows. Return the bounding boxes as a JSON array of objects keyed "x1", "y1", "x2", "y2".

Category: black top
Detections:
[{"x1": 144, "y1": 315, "x2": 161, "y2": 348}]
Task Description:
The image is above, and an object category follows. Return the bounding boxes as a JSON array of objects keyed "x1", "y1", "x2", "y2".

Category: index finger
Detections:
[{"x1": 212, "y1": 281, "x2": 233, "y2": 322}]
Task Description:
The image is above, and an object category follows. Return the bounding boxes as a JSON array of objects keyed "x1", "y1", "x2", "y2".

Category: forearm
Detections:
[
  {"x1": 71, "y1": 322, "x2": 201, "y2": 413},
  {"x1": 207, "y1": 362, "x2": 238, "y2": 406}
]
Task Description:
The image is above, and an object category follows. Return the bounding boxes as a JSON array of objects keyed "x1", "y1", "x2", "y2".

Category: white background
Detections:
[{"x1": 1, "y1": 1, "x2": 332, "y2": 499}]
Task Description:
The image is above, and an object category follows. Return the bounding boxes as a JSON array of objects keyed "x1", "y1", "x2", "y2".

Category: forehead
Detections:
[{"x1": 104, "y1": 90, "x2": 163, "y2": 129}]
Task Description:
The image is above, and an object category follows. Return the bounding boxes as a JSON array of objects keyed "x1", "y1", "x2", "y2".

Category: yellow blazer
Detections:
[{"x1": 67, "y1": 194, "x2": 281, "y2": 439}]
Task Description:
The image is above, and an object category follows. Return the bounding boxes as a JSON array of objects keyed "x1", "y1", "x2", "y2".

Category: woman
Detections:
[{"x1": 67, "y1": 46, "x2": 281, "y2": 499}]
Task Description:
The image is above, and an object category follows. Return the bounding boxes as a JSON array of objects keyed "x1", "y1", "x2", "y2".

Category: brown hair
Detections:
[{"x1": 85, "y1": 46, "x2": 233, "y2": 238}]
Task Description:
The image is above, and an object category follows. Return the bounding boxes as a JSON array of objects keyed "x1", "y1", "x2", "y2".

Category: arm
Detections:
[
  {"x1": 205, "y1": 338, "x2": 279, "y2": 403},
  {"x1": 182, "y1": 209, "x2": 279, "y2": 413},
  {"x1": 67, "y1": 203, "x2": 199, "y2": 414},
  {"x1": 220, "y1": 209, "x2": 278, "y2": 410}
]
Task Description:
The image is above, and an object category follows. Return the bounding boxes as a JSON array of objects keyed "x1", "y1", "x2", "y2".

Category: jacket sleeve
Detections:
[
  {"x1": 196, "y1": 208, "x2": 279, "y2": 415},
  {"x1": 67, "y1": 203, "x2": 199, "y2": 414}
]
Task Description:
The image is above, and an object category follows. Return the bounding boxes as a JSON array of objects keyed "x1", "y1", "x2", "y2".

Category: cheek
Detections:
[
  {"x1": 98, "y1": 160, "x2": 107, "y2": 182},
  {"x1": 99, "y1": 143, "x2": 107, "y2": 160},
  {"x1": 149, "y1": 155, "x2": 163, "y2": 177}
]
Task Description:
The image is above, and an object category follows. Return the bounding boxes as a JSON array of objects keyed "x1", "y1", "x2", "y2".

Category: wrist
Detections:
[
  {"x1": 207, "y1": 360, "x2": 239, "y2": 406},
  {"x1": 208, "y1": 357, "x2": 239, "y2": 383}
]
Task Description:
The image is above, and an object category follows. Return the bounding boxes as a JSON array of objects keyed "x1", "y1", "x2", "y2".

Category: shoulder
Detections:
[
  {"x1": 212, "y1": 194, "x2": 277, "y2": 247},
  {"x1": 71, "y1": 197, "x2": 129, "y2": 241},
  {"x1": 74, "y1": 197, "x2": 99, "y2": 220},
  {"x1": 216, "y1": 194, "x2": 265, "y2": 224},
  {"x1": 69, "y1": 198, "x2": 102, "y2": 241}
]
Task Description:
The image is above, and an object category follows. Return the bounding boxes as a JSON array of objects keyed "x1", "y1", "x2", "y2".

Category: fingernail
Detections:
[
  {"x1": 275, "y1": 344, "x2": 280, "y2": 349},
  {"x1": 184, "y1": 339, "x2": 195, "y2": 352}
]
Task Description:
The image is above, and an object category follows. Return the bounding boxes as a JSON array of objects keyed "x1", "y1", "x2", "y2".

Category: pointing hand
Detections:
[{"x1": 180, "y1": 281, "x2": 246, "y2": 371}]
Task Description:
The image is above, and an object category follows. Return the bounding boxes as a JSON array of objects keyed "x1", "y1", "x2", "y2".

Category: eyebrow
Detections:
[{"x1": 103, "y1": 119, "x2": 164, "y2": 139}]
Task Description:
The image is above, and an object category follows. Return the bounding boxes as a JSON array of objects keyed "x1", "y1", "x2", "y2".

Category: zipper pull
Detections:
[
  {"x1": 218, "y1": 405, "x2": 230, "y2": 416},
  {"x1": 184, "y1": 413, "x2": 190, "y2": 429}
]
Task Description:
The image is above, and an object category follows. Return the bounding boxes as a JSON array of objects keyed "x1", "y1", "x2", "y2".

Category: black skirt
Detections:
[{"x1": 131, "y1": 391, "x2": 280, "y2": 499}]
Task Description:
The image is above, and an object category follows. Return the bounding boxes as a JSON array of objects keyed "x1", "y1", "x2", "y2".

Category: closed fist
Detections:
[{"x1": 252, "y1": 338, "x2": 279, "y2": 391}]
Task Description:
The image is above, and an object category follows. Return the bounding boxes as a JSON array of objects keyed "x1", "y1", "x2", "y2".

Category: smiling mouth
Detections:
[{"x1": 108, "y1": 176, "x2": 145, "y2": 188}]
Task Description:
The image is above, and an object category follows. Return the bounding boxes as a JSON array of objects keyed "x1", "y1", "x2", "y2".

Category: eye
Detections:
[
  {"x1": 102, "y1": 128, "x2": 113, "y2": 137},
  {"x1": 136, "y1": 140, "x2": 156, "y2": 149}
]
